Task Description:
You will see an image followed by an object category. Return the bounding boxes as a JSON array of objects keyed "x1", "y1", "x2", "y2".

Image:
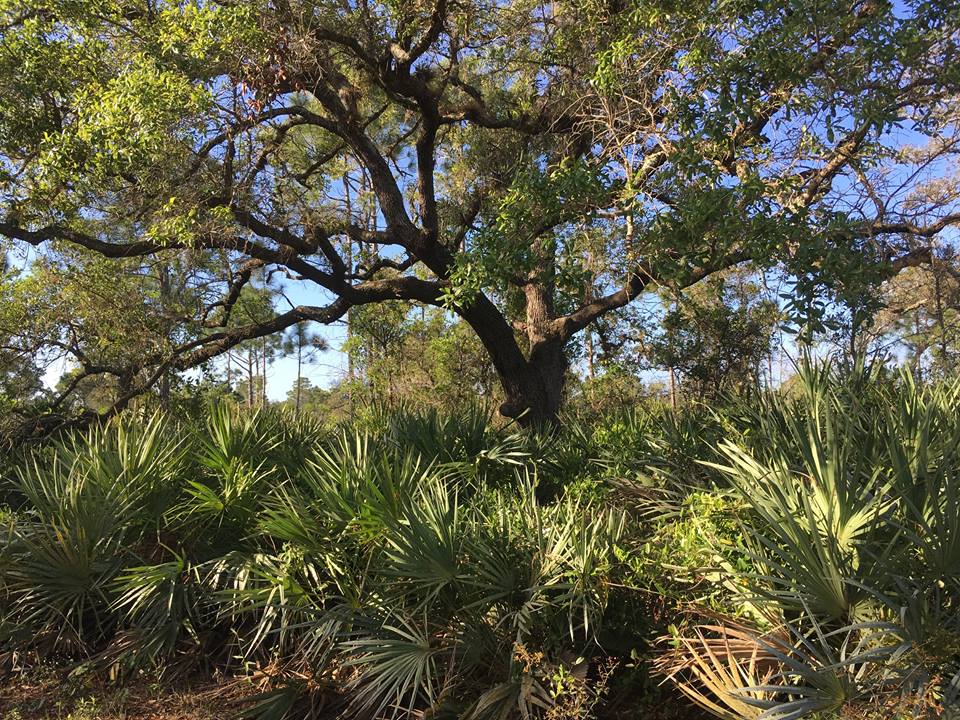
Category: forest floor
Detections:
[
  {"x1": 0, "y1": 667, "x2": 260, "y2": 720},
  {"x1": 0, "y1": 664, "x2": 697, "y2": 719}
]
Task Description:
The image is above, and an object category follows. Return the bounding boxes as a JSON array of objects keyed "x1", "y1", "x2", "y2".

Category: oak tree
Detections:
[{"x1": 1, "y1": 0, "x2": 958, "y2": 425}]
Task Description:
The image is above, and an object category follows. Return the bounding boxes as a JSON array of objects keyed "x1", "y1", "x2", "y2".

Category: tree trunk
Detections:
[
  {"x1": 343, "y1": 171, "x2": 355, "y2": 421},
  {"x1": 459, "y1": 288, "x2": 567, "y2": 428},
  {"x1": 492, "y1": 344, "x2": 567, "y2": 427},
  {"x1": 261, "y1": 336, "x2": 268, "y2": 406},
  {"x1": 296, "y1": 342, "x2": 303, "y2": 413},
  {"x1": 669, "y1": 366, "x2": 677, "y2": 410},
  {"x1": 158, "y1": 265, "x2": 171, "y2": 406},
  {"x1": 585, "y1": 329, "x2": 595, "y2": 380},
  {"x1": 247, "y1": 350, "x2": 255, "y2": 409},
  {"x1": 933, "y1": 255, "x2": 951, "y2": 373},
  {"x1": 522, "y1": 338, "x2": 568, "y2": 425}
]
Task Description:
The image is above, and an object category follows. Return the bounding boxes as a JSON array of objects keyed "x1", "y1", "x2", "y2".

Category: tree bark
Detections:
[
  {"x1": 457, "y1": 281, "x2": 568, "y2": 427},
  {"x1": 296, "y1": 340, "x2": 303, "y2": 413},
  {"x1": 261, "y1": 336, "x2": 268, "y2": 406},
  {"x1": 158, "y1": 265, "x2": 171, "y2": 406},
  {"x1": 247, "y1": 349, "x2": 255, "y2": 409},
  {"x1": 487, "y1": 341, "x2": 567, "y2": 427},
  {"x1": 669, "y1": 366, "x2": 677, "y2": 410}
]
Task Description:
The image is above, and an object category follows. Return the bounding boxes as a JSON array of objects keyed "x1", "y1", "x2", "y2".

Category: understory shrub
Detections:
[
  {"x1": 0, "y1": 405, "x2": 630, "y2": 719},
  {"x1": 660, "y1": 365, "x2": 960, "y2": 719},
  {"x1": 1, "y1": 364, "x2": 958, "y2": 719}
]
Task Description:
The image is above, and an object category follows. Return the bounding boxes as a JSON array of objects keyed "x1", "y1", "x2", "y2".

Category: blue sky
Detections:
[{"x1": 263, "y1": 280, "x2": 349, "y2": 400}]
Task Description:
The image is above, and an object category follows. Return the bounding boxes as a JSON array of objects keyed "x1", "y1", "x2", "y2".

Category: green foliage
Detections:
[
  {"x1": 443, "y1": 158, "x2": 611, "y2": 307},
  {"x1": 627, "y1": 491, "x2": 753, "y2": 612},
  {"x1": 345, "y1": 303, "x2": 499, "y2": 410},
  {"x1": 1, "y1": 367, "x2": 959, "y2": 719},
  {"x1": 42, "y1": 57, "x2": 211, "y2": 188},
  {"x1": 664, "y1": 364, "x2": 960, "y2": 719},
  {"x1": 649, "y1": 273, "x2": 781, "y2": 401},
  {"x1": 0, "y1": 403, "x2": 629, "y2": 717}
]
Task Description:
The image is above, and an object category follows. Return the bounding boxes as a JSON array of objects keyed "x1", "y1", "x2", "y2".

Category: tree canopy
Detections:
[{"x1": 2, "y1": 0, "x2": 959, "y2": 425}]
